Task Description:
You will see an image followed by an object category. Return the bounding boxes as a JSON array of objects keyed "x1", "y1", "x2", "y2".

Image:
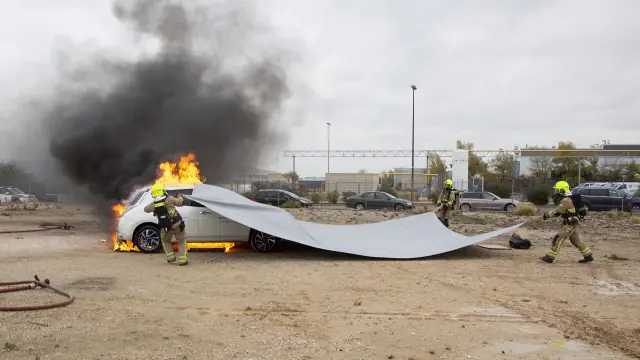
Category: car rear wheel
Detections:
[
  {"x1": 504, "y1": 203, "x2": 516, "y2": 212},
  {"x1": 461, "y1": 203, "x2": 472, "y2": 212},
  {"x1": 249, "y1": 231, "x2": 279, "y2": 253},
  {"x1": 133, "y1": 225, "x2": 162, "y2": 253},
  {"x1": 355, "y1": 203, "x2": 365, "y2": 211}
]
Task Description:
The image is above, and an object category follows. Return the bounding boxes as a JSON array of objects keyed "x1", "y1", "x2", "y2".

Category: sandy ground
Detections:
[{"x1": 1, "y1": 203, "x2": 639, "y2": 360}]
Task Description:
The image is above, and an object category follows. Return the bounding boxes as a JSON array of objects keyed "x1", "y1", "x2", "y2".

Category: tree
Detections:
[
  {"x1": 0, "y1": 162, "x2": 34, "y2": 188},
  {"x1": 550, "y1": 141, "x2": 580, "y2": 181},
  {"x1": 428, "y1": 154, "x2": 447, "y2": 174},
  {"x1": 489, "y1": 151, "x2": 514, "y2": 182},
  {"x1": 283, "y1": 171, "x2": 299, "y2": 183},
  {"x1": 380, "y1": 170, "x2": 394, "y2": 189},
  {"x1": 529, "y1": 155, "x2": 553, "y2": 182},
  {"x1": 456, "y1": 140, "x2": 489, "y2": 176}
]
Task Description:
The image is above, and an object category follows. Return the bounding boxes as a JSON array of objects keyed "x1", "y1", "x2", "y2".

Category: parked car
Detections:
[
  {"x1": 253, "y1": 189, "x2": 312, "y2": 207},
  {"x1": 574, "y1": 187, "x2": 640, "y2": 212},
  {"x1": 574, "y1": 182, "x2": 607, "y2": 189},
  {"x1": 117, "y1": 186, "x2": 281, "y2": 254},
  {"x1": 344, "y1": 191, "x2": 413, "y2": 210},
  {"x1": 459, "y1": 192, "x2": 520, "y2": 212},
  {"x1": 0, "y1": 186, "x2": 37, "y2": 202}
]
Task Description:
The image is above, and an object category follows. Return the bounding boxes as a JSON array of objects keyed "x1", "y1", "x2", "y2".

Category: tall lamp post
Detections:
[
  {"x1": 410, "y1": 85, "x2": 417, "y2": 203},
  {"x1": 326, "y1": 122, "x2": 331, "y2": 175}
]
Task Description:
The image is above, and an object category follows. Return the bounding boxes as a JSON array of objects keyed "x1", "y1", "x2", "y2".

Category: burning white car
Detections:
[{"x1": 115, "y1": 185, "x2": 280, "y2": 254}]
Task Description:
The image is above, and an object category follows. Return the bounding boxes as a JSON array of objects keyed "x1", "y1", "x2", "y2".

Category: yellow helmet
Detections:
[
  {"x1": 553, "y1": 181, "x2": 570, "y2": 195},
  {"x1": 150, "y1": 183, "x2": 165, "y2": 198},
  {"x1": 444, "y1": 179, "x2": 453, "y2": 188}
]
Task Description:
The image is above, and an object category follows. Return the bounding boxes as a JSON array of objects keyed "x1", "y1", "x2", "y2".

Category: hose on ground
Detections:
[
  {"x1": 0, "y1": 276, "x2": 74, "y2": 311},
  {"x1": 0, "y1": 223, "x2": 74, "y2": 234}
]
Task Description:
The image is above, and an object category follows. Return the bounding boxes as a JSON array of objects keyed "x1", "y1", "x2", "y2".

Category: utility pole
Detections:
[
  {"x1": 410, "y1": 85, "x2": 417, "y2": 203},
  {"x1": 326, "y1": 122, "x2": 331, "y2": 174}
]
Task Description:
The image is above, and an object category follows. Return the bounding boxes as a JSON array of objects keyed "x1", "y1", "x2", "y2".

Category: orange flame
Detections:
[{"x1": 108, "y1": 153, "x2": 209, "y2": 252}]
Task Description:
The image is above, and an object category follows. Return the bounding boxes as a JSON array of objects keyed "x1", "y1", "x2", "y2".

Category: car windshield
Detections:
[
  {"x1": 126, "y1": 189, "x2": 147, "y2": 207},
  {"x1": 6, "y1": 188, "x2": 25, "y2": 195},
  {"x1": 383, "y1": 192, "x2": 397, "y2": 199},
  {"x1": 281, "y1": 190, "x2": 300, "y2": 198}
]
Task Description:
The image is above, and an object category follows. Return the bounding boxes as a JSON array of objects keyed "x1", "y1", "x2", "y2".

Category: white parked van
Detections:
[{"x1": 610, "y1": 182, "x2": 640, "y2": 196}]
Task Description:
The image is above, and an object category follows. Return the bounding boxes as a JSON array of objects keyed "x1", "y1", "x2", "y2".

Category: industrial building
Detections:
[{"x1": 324, "y1": 172, "x2": 379, "y2": 194}]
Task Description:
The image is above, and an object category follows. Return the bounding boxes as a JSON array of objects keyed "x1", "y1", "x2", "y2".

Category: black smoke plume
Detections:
[{"x1": 41, "y1": 0, "x2": 291, "y2": 208}]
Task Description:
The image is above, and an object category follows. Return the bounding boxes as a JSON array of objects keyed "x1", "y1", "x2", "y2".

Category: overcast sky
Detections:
[{"x1": 1, "y1": 0, "x2": 639, "y2": 178}]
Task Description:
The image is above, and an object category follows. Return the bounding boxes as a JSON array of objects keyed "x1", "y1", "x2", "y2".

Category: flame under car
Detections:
[{"x1": 116, "y1": 185, "x2": 281, "y2": 253}]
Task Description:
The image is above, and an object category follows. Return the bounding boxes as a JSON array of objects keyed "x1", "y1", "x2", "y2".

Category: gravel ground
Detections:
[{"x1": 1, "y1": 203, "x2": 639, "y2": 360}]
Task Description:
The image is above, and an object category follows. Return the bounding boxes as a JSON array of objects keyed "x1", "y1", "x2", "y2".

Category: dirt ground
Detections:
[{"x1": 1, "y1": 203, "x2": 639, "y2": 360}]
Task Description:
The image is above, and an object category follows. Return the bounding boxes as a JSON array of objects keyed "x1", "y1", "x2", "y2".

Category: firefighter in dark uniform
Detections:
[{"x1": 144, "y1": 183, "x2": 188, "y2": 265}]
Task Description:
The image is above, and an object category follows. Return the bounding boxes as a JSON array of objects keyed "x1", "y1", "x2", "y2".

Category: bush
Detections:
[
  {"x1": 428, "y1": 190, "x2": 439, "y2": 204},
  {"x1": 242, "y1": 191, "x2": 255, "y2": 199},
  {"x1": 380, "y1": 187, "x2": 397, "y2": 197},
  {"x1": 310, "y1": 192, "x2": 321, "y2": 204},
  {"x1": 281, "y1": 200, "x2": 302, "y2": 209},
  {"x1": 514, "y1": 203, "x2": 537, "y2": 216},
  {"x1": 327, "y1": 191, "x2": 339, "y2": 204},
  {"x1": 525, "y1": 184, "x2": 553, "y2": 205},
  {"x1": 606, "y1": 209, "x2": 620, "y2": 219},
  {"x1": 632, "y1": 217, "x2": 640, "y2": 224},
  {"x1": 487, "y1": 183, "x2": 511, "y2": 198}
]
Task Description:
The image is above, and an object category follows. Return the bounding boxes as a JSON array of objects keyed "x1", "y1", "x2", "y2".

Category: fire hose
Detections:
[
  {"x1": 0, "y1": 222, "x2": 74, "y2": 234},
  {"x1": 0, "y1": 275, "x2": 74, "y2": 311}
]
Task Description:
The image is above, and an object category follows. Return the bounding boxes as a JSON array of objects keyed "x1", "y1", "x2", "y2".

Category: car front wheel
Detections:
[
  {"x1": 355, "y1": 203, "x2": 365, "y2": 211},
  {"x1": 632, "y1": 204, "x2": 640, "y2": 213},
  {"x1": 393, "y1": 203, "x2": 404, "y2": 211},
  {"x1": 461, "y1": 203, "x2": 472, "y2": 212},
  {"x1": 133, "y1": 225, "x2": 162, "y2": 253},
  {"x1": 504, "y1": 204, "x2": 516, "y2": 212},
  {"x1": 249, "y1": 231, "x2": 280, "y2": 253}
]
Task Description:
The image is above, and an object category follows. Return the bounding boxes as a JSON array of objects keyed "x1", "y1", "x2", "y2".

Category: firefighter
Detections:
[
  {"x1": 144, "y1": 183, "x2": 188, "y2": 266},
  {"x1": 539, "y1": 180, "x2": 594, "y2": 264},
  {"x1": 436, "y1": 179, "x2": 456, "y2": 228}
]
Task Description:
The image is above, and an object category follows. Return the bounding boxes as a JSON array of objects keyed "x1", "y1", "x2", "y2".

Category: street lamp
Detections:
[
  {"x1": 326, "y1": 122, "x2": 331, "y2": 174},
  {"x1": 410, "y1": 85, "x2": 417, "y2": 203}
]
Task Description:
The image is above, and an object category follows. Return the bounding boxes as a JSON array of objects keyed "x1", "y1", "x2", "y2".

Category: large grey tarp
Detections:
[{"x1": 185, "y1": 184, "x2": 524, "y2": 259}]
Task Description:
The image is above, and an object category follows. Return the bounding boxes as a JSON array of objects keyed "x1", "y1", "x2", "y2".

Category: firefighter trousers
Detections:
[
  {"x1": 437, "y1": 207, "x2": 452, "y2": 228},
  {"x1": 160, "y1": 220, "x2": 188, "y2": 265},
  {"x1": 545, "y1": 224, "x2": 592, "y2": 260}
]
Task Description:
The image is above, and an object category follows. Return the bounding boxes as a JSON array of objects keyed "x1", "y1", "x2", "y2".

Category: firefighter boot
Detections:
[
  {"x1": 539, "y1": 255, "x2": 554, "y2": 263},
  {"x1": 443, "y1": 219, "x2": 450, "y2": 228},
  {"x1": 579, "y1": 254, "x2": 594, "y2": 263}
]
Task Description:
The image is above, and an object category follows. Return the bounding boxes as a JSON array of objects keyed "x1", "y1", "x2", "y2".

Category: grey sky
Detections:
[{"x1": 1, "y1": 0, "x2": 639, "y2": 178}]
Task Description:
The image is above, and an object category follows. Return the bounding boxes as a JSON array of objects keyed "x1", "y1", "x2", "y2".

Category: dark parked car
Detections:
[
  {"x1": 345, "y1": 191, "x2": 413, "y2": 210},
  {"x1": 574, "y1": 187, "x2": 640, "y2": 212},
  {"x1": 253, "y1": 189, "x2": 312, "y2": 207}
]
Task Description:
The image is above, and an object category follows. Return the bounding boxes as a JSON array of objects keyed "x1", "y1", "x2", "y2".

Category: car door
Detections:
[
  {"x1": 374, "y1": 192, "x2": 392, "y2": 209},
  {"x1": 587, "y1": 188, "x2": 609, "y2": 211},
  {"x1": 188, "y1": 199, "x2": 219, "y2": 241},
  {"x1": 608, "y1": 189, "x2": 625, "y2": 211},
  {"x1": 461, "y1": 192, "x2": 480, "y2": 210},
  {"x1": 481, "y1": 192, "x2": 498, "y2": 210},
  {"x1": 360, "y1": 192, "x2": 375, "y2": 209}
]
